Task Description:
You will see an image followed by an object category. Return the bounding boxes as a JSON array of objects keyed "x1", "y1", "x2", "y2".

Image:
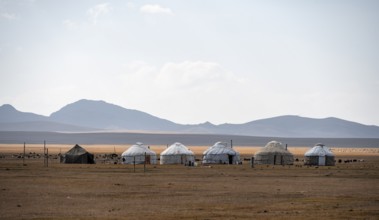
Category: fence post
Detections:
[
  {"x1": 133, "y1": 156, "x2": 136, "y2": 173},
  {"x1": 44, "y1": 140, "x2": 46, "y2": 167},
  {"x1": 144, "y1": 152, "x2": 146, "y2": 173},
  {"x1": 46, "y1": 148, "x2": 49, "y2": 167},
  {"x1": 23, "y1": 142, "x2": 26, "y2": 166}
]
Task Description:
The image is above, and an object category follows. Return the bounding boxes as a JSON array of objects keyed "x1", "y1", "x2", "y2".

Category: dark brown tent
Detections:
[{"x1": 61, "y1": 144, "x2": 95, "y2": 164}]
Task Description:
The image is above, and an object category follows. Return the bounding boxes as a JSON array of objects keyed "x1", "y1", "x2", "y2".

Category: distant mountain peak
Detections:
[
  {"x1": 49, "y1": 99, "x2": 180, "y2": 131},
  {"x1": 0, "y1": 104, "x2": 16, "y2": 111},
  {"x1": 198, "y1": 121, "x2": 216, "y2": 127},
  {"x1": 202, "y1": 121, "x2": 214, "y2": 125},
  {"x1": 75, "y1": 99, "x2": 107, "y2": 104},
  {"x1": 64, "y1": 99, "x2": 110, "y2": 107},
  {"x1": 0, "y1": 104, "x2": 47, "y2": 123}
]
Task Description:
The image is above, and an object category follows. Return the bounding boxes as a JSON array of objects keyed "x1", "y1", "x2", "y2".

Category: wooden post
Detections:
[
  {"x1": 133, "y1": 156, "x2": 136, "y2": 173},
  {"x1": 44, "y1": 140, "x2": 46, "y2": 167},
  {"x1": 23, "y1": 142, "x2": 26, "y2": 166},
  {"x1": 46, "y1": 148, "x2": 49, "y2": 167},
  {"x1": 144, "y1": 152, "x2": 146, "y2": 173}
]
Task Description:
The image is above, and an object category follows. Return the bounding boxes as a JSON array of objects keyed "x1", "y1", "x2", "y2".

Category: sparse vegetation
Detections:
[{"x1": 0, "y1": 145, "x2": 378, "y2": 219}]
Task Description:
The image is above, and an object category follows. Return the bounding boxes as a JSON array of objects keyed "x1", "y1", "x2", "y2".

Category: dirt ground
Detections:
[{"x1": 0, "y1": 145, "x2": 378, "y2": 219}]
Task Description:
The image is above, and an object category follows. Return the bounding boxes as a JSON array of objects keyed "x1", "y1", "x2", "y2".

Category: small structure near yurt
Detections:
[
  {"x1": 160, "y1": 142, "x2": 195, "y2": 165},
  {"x1": 254, "y1": 141, "x2": 294, "y2": 165},
  {"x1": 121, "y1": 142, "x2": 157, "y2": 164},
  {"x1": 202, "y1": 142, "x2": 240, "y2": 164},
  {"x1": 304, "y1": 143, "x2": 335, "y2": 166},
  {"x1": 60, "y1": 144, "x2": 95, "y2": 164}
]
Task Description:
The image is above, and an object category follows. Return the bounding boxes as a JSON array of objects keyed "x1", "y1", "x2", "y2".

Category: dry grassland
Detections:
[{"x1": 0, "y1": 144, "x2": 378, "y2": 219}]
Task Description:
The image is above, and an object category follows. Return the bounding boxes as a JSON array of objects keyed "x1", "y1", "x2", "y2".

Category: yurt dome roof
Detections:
[
  {"x1": 161, "y1": 142, "x2": 194, "y2": 156},
  {"x1": 260, "y1": 141, "x2": 287, "y2": 152},
  {"x1": 203, "y1": 142, "x2": 239, "y2": 155},
  {"x1": 304, "y1": 143, "x2": 334, "y2": 157},
  {"x1": 255, "y1": 141, "x2": 292, "y2": 155},
  {"x1": 121, "y1": 142, "x2": 156, "y2": 156}
]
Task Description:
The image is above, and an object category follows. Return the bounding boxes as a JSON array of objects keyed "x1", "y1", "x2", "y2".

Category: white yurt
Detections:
[
  {"x1": 202, "y1": 142, "x2": 240, "y2": 164},
  {"x1": 160, "y1": 142, "x2": 195, "y2": 165},
  {"x1": 121, "y1": 142, "x2": 157, "y2": 164},
  {"x1": 304, "y1": 143, "x2": 335, "y2": 166},
  {"x1": 254, "y1": 141, "x2": 294, "y2": 165}
]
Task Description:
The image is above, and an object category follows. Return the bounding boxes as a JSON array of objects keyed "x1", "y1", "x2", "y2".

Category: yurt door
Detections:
[
  {"x1": 318, "y1": 156, "x2": 326, "y2": 166},
  {"x1": 145, "y1": 155, "x2": 151, "y2": 164},
  {"x1": 274, "y1": 155, "x2": 282, "y2": 165},
  {"x1": 228, "y1": 155, "x2": 233, "y2": 164}
]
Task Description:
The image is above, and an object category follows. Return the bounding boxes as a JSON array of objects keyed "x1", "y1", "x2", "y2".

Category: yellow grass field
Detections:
[
  {"x1": 1, "y1": 144, "x2": 379, "y2": 156},
  {"x1": 1, "y1": 144, "x2": 378, "y2": 219}
]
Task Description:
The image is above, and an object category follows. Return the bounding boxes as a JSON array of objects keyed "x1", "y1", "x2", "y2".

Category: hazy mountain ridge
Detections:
[
  {"x1": 212, "y1": 116, "x2": 379, "y2": 138},
  {"x1": 49, "y1": 100, "x2": 180, "y2": 130},
  {"x1": 0, "y1": 104, "x2": 48, "y2": 123},
  {"x1": 1, "y1": 100, "x2": 379, "y2": 138},
  {"x1": 0, "y1": 121, "x2": 98, "y2": 132}
]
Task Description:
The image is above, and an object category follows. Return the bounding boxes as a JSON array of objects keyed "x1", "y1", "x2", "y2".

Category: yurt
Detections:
[
  {"x1": 202, "y1": 142, "x2": 240, "y2": 164},
  {"x1": 254, "y1": 141, "x2": 294, "y2": 165},
  {"x1": 61, "y1": 144, "x2": 95, "y2": 164},
  {"x1": 304, "y1": 143, "x2": 335, "y2": 166},
  {"x1": 160, "y1": 142, "x2": 195, "y2": 165},
  {"x1": 121, "y1": 142, "x2": 157, "y2": 164}
]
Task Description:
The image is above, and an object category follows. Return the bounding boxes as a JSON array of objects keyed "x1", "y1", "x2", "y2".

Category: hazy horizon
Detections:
[
  {"x1": 1, "y1": 0, "x2": 378, "y2": 126},
  {"x1": 2, "y1": 98, "x2": 379, "y2": 128}
]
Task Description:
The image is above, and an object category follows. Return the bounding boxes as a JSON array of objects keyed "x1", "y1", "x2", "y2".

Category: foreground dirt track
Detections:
[{"x1": 1, "y1": 149, "x2": 379, "y2": 219}]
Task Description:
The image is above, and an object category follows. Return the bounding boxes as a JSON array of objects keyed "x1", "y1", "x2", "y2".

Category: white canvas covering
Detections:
[
  {"x1": 254, "y1": 141, "x2": 294, "y2": 165},
  {"x1": 121, "y1": 142, "x2": 157, "y2": 164},
  {"x1": 160, "y1": 142, "x2": 195, "y2": 165},
  {"x1": 304, "y1": 143, "x2": 335, "y2": 166},
  {"x1": 304, "y1": 143, "x2": 334, "y2": 157},
  {"x1": 202, "y1": 142, "x2": 240, "y2": 164}
]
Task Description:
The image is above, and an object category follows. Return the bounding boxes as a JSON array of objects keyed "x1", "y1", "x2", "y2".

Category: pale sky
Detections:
[{"x1": 1, "y1": 0, "x2": 378, "y2": 126}]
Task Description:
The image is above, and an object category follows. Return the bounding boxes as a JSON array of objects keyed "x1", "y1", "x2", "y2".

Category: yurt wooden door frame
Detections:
[
  {"x1": 145, "y1": 154, "x2": 151, "y2": 165},
  {"x1": 318, "y1": 156, "x2": 326, "y2": 166},
  {"x1": 274, "y1": 155, "x2": 284, "y2": 165},
  {"x1": 228, "y1": 155, "x2": 233, "y2": 164}
]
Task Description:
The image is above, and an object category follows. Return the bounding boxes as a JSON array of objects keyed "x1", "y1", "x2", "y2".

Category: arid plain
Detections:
[{"x1": 0, "y1": 144, "x2": 378, "y2": 219}]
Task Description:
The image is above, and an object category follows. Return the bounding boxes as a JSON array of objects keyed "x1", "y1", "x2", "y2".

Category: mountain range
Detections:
[{"x1": 1, "y1": 99, "x2": 379, "y2": 138}]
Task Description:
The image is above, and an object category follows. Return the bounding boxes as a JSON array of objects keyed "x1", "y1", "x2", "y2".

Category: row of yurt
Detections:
[
  {"x1": 60, "y1": 142, "x2": 335, "y2": 166},
  {"x1": 120, "y1": 141, "x2": 241, "y2": 165},
  {"x1": 253, "y1": 141, "x2": 335, "y2": 166},
  {"x1": 60, "y1": 142, "x2": 194, "y2": 165}
]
